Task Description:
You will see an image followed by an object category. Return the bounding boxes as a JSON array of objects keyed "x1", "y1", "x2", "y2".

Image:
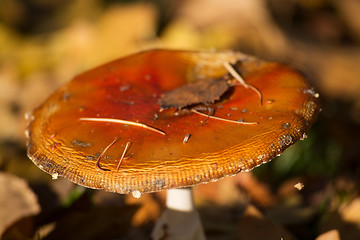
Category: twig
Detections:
[
  {"x1": 117, "y1": 141, "x2": 132, "y2": 170},
  {"x1": 183, "y1": 134, "x2": 191, "y2": 143},
  {"x1": 192, "y1": 110, "x2": 258, "y2": 125},
  {"x1": 79, "y1": 117, "x2": 166, "y2": 135},
  {"x1": 95, "y1": 137, "x2": 118, "y2": 171},
  {"x1": 223, "y1": 62, "x2": 263, "y2": 105}
]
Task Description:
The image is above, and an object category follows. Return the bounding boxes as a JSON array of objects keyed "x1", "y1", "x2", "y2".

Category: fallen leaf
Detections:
[
  {"x1": 237, "y1": 204, "x2": 294, "y2": 240},
  {"x1": 319, "y1": 197, "x2": 360, "y2": 240},
  {"x1": 316, "y1": 229, "x2": 340, "y2": 240},
  {"x1": 159, "y1": 77, "x2": 230, "y2": 109},
  {"x1": 0, "y1": 172, "x2": 40, "y2": 237},
  {"x1": 166, "y1": 0, "x2": 290, "y2": 56},
  {"x1": 125, "y1": 193, "x2": 162, "y2": 226},
  {"x1": 235, "y1": 172, "x2": 276, "y2": 208},
  {"x1": 43, "y1": 206, "x2": 138, "y2": 240}
]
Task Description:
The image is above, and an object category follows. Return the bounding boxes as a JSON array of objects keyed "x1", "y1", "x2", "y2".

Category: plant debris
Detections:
[{"x1": 159, "y1": 76, "x2": 231, "y2": 109}]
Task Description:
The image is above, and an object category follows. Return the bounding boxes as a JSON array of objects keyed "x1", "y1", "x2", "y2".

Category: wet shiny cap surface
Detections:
[{"x1": 26, "y1": 50, "x2": 320, "y2": 194}]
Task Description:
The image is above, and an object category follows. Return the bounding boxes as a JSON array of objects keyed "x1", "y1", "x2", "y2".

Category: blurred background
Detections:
[{"x1": 0, "y1": 0, "x2": 359, "y2": 239}]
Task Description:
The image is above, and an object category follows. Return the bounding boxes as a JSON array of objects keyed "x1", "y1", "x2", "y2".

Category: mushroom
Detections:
[{"x1": 26, "y1": 50, "x2": 320, "y2": 239}]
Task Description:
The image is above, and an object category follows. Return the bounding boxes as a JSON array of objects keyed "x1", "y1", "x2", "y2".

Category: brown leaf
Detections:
[
  {"x1": 0, "y1": 172, "x2": 40, "y2": 237},
  {"x1": 319, "y1": 197, "x2": 360, "y2": 239},
  {"x1": 237, "y1": 204, "x2": 294, "y2": 240},
  {"x1": 235, "y1": 172, "x2": 276, "y2": 208},
  {"x1": 194, "y1": 177, "x2": 249, "y2": 206},
  {"x1": 125, "y1": 193, "x2": 162, "y2": 226},
  {"x1": 43, "y1": 206, "x2": 138, "y2": 240},
  {"x1": 159, "y1": 77, "x2": 230, "y2": 109},
  {"x1": 316, "y1": 229, "x2": 340, "y2": 240}
]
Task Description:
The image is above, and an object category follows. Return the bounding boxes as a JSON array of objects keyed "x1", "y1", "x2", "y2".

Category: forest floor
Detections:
[{"x1": 1, "y1": 0, "x2": 360, "y2": 239}]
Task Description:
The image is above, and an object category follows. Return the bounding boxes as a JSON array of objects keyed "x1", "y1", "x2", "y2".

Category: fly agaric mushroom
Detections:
[{"x1": 26, "y1": 50, "x2": 320, "y2": 239}]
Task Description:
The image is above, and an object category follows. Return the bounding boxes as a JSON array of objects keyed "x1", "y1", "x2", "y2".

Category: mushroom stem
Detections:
[{"x1": 152, "y1": 188, "x2": 206, "y2": 240}]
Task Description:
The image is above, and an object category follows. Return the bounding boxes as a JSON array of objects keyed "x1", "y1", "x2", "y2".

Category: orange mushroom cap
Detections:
[{"x1": 26, "y1": 50, "x2": 320, "y2": 194}]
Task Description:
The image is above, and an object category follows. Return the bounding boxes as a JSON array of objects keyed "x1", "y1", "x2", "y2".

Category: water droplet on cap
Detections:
[
  {"x1": 282, "y1": 122, "x2": 290, "y2": 129},
  {"x1": 279, "y1": 134, "x2": 293, "y2": 146},
  {"x1": 132, "y1": 190, "x2": 142, "y2": 199},
  {"x1": 52, "y1": 172, "x2": 59, "y2": 180}
]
